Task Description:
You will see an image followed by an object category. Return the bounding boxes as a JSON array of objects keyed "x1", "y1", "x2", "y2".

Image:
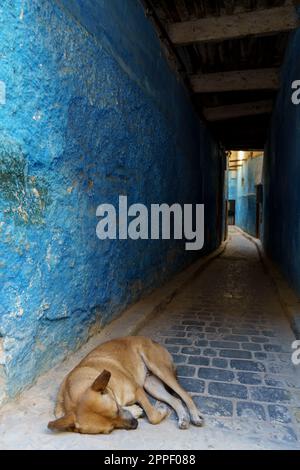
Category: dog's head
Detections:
[{"x1": 48, "y1": 370, "x2": 138, "y2": 434}]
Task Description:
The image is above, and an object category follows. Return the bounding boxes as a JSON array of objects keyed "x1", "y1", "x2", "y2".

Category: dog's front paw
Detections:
[{"x1": 123, "y1": 405, "x2": 144, "y2": 419}]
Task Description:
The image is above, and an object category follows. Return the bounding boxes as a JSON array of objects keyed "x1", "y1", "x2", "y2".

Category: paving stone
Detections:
[
  {"x1": 223, "y1": 335, "x2": 249, "y2": 342},
  {"x1": 162, "y1": 331, "x2": 186, "y2": 338},
  {"x1": 178, "y1": 378, "x2": 205, "y2": 394},
  {"x1": 230, "y1": 359, "x2": 266, "y2": 372},
  {"x1": 194, "y1": 339, "x2": 209, "y2": 347},
  {"x1": 212, "y1": 358, "x2": 228, "y2": 369},
  {"x1": 251, "y1": 336, "x2": 269, "y2": 343},
  {"x1": 202, "y1": 348, "x2": 217, "y2": 357},
  {"x1": 186, "y1": 326, "x2": 204, "y2": 332},
  {"x1": 187, "y1": 333, "x2": 205, "y2": 340},
  {"x1": 237, "y1": 372, "x2": 262, "y2": 385},
  {"x1": 237, "y1": 402, "x2": 266, "y2": 421},
  {"x1": 209, "y1": 382, "x2": 248, "y2": 399},
  {"x1": 268, "y1": 363, "x2": 288, "y2": 375},
  {"x1": 218, "y1": 328, "x2": 231, "y2": 334},
  {"x1": 232, "y1": 329, "x2": 260, "y2": 336},
  {"x1": 165, "y1": 345, "x2": 180, "y2": 353},
  {"x1": 182, "y1": 321, "x2": 205, "y2": 326},
  {"x1": 206, "y1": 334, "x2": 220, "y2": 341},
  {"x1": 188, "y1": 356, "x2": 210, "y2": 366},
  {"x1": 262, "y1": 330, "x2": 276, "y2": 337},
  {"x1": 242, "y1": 343, "x2": 262, "y2": 352},
  {"x1": 172, "y1": 354, "x2": 188, "y2": 364},
  {"x1": 210, "y1": 341, "x2": 241, "y2": 349},
  {"x1": 278, "y1": 352, "x2": 293, "y2": 362},
  {"x1": 176, "y1": 365, "x2": 196, "y2": 378},
  {"x1": 165, "y1": 337, "x2": 193, "y2": 346},
  {"x1": 167, "y1": 325, "x2": 186, "y2": 331},
  {"x1": 264, "y1": 344, "x2": 282, "y2": 352},
  {"x1": 198, "y1": 367, "x2": 234, "y2": 382},
  {"x1": 268, "y1": 405, "x2": 292, "y2": 424},
  {"x1": 193, "y1": 396, "x2": 233, "y2": 417},
  {"x1": 251, "y1": 387, "x2": 292, "y2": 403},
  {"x1": 254, "y1": 352, "x2": 268, "y2": 360},
  {"x1": 265, "y1": 377, "x2": 285, "y2": 388},
  {"x1": 181, "y1": 347, "x2": 201, "y2": 355},
  {"x1": 219, "y1": 349, "x2": 252, "y2": 359},
  {"x1": 205, "y1": 327, "x2": 217, "y2": 333}
]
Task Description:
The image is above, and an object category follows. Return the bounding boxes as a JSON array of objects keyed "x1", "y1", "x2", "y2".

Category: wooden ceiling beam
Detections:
[
  {"x1": 190, "y1": 68, "x2": 280, "y2": 93},
  {"x1": 167, "y1": 6, "x2": 299, "y2": 45},
  {"x1": 204, "y1": 100, "x2": 273, "y2": 121}
]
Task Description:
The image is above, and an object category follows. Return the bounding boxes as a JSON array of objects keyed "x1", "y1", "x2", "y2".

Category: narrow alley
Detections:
[{"x1": 1, "y1": 228, "x2": 299, "y2": 450}]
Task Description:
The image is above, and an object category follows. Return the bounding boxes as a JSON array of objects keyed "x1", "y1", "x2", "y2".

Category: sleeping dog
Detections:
[{"x1": 48, "y1": 336, "x2": 204, "y2": 434}]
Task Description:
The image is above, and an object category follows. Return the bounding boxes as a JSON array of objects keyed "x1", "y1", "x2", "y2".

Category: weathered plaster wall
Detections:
[
  {"x1": 228, "y1": 156, "x2": 263, "y2": 237},
  {"x1": 263, "y1": 27, "x2": 300, "y2": 297},
  {"x1": 0, "y1": 0, "x2": 222, "y2": 400}
]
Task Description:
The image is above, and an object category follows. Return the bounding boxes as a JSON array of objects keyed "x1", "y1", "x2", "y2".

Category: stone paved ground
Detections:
[
  {"x1": 1, "y1": 227, "x2": 300, "y2": 449},
  {"x1": 141, "y1": 227, "x2": 300, "y2": 448}
]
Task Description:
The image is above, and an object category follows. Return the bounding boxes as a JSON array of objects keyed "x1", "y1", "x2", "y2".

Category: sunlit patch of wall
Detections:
[{"x1": 228, "y1": 151, "x2": 263, "y2": 237}]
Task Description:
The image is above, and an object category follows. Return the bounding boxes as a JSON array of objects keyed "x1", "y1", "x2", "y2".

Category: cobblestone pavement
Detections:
[{"x1": 141, "y1": 227, "x2": 300, "y2": 448}]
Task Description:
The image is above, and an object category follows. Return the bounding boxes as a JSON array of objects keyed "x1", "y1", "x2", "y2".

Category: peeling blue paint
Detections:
[{"x1": 0, "y1": 0, "x2": 222, "y2": 399}]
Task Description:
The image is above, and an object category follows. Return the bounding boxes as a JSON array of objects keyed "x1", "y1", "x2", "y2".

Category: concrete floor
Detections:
[{"x1": 0, "y1": 228, "x2": 300, "y2": 449}]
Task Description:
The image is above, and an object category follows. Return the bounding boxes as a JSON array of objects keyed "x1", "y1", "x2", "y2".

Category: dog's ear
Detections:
[
  {"x1": 48, "y1": 412, "x2": 76, "y2": 432},
  {"x1": 91, "y1": 369, "x2": 111, "y2": 392}
]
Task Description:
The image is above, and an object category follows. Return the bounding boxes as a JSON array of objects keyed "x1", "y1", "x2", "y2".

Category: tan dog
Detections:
[{"x1": 48, "y1": 336, "x2": 204, "y2": 434}]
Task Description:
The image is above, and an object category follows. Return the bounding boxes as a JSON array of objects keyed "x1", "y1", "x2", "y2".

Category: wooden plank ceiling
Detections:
[{"x1": 141, "y1": 0, "x2": 300, "y2": 150}]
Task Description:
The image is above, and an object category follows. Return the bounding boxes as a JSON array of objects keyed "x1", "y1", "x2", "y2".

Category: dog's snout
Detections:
[
  {"x1": 119, "y1": 408, "x2": 139, "y2": 430},
  {"x1": 128, "y1": 418, "x2": 138, "y2": 430}
]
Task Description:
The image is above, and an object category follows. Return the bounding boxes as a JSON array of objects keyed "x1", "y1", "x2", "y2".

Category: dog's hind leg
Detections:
[
  {"x1": 141, "y1": 345, "x2": 204, "y2": 427},
  {"x1": 123, "y1": 404, "x2": 144, "y2": 419},
  {"x1": 144, "y1": 375, "x2": 190, "y2": 429},
  {"x1": 147, "y1": 366, "x2": 204, "y2": 427}
]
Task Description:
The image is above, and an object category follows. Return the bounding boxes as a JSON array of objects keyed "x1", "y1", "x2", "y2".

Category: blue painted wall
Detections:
[
  {"x1": 0, "y1": 0, "x2": 223, "y2": 399},
  {"x1": 228, "y1": 156, "x2": 263, "y2": 237},
  {"x1": 263, "y1": 27, "x2": 300, "y2": 297}
]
